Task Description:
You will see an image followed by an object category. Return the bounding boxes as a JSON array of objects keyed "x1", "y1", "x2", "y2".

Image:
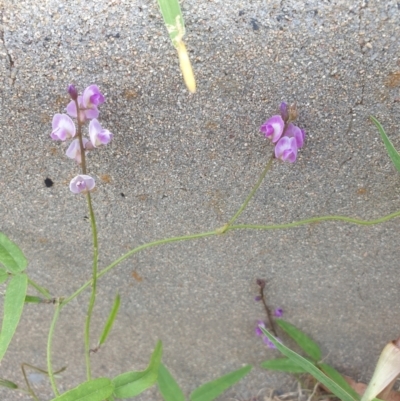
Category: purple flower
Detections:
[
  {"x1": 89, "y1": 119, "x2": 113, "y2": 147},
  {"x1": 263, "y1": 336, "x2": 282, "y2": 349},
  {"x1": 260, "y1": 115, "x2": 284, "y2": 143},
  {"x1": 254, "y1": 295, "x2": 262, "y2": 302},
  {"x1": 70, "y1": 175, "x2": 95, "y2": 194},
  {"x1": 262, "y1": 336, "x2": 277, "y2": 349},
  {"x1": 83, "y1": 84, "x2": 105, "y2": 107},
  {"x1": 67, "y1": 84, "x2": 78, "y2": 100},
  {"x1": 50, "y1": 114, "x2": 76, "y2": 141},
  {"x1": 255, "y1": 320, "x2": 266, "y2": 337},
  {"x1": 66, "y1": 138, "x2": 90, "y2": 164},
  {"x1": 284, "y1": 123, "x2": 305, "y2": 148},
  {"x1": 280, "y1": 102, "x2": 289, "y2": 122},
  {"x1": 275, "y1": 136, "x2": 298, "y2": 163},
  {"x1": 255, "y1": 320, "x2": 282, "y2": 349},
  {"x1": 66, "y1": 85, "x2": 105, "y2": 122},
  {"x1": 274, "y1": 308, "x2": 283, "y2": 318}
]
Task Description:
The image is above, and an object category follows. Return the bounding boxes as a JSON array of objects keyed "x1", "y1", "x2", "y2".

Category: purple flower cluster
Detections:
[
  {"x1": 49, "y1": 85, "x2": 113, "y2": 194},
  {"x1": 255, "y1": 308, "x2": 283, "y2": 349},
  {"x1": 260, "y1": 102, "x2": 305, "y2": 163}
]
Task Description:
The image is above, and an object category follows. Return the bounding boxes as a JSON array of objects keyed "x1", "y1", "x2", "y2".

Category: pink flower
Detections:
[
  {"x1": 260, "y1": 115, "x2": 284, "y2": 143},
  {"x1": 284, "y1": 123, "x2": 305, "y2": 148},
  {"x1": 69, "y1": 175, "x2": 95, "y2": 194},
  {"x1": 66, "y1": 138, "x2": 90, "y2": 164},
  {"x1": 275, "y1": 136, "x2": 298, "y2": 163},
  {"x1": 50, "y1": 114, "x2": 76, "y2": 141},
  {"x1": 89, "y1": 119, "x2": 113, "y2": 147},
  {"x1": 66, "y1": 85, "x2": 105, "y2": 122}
]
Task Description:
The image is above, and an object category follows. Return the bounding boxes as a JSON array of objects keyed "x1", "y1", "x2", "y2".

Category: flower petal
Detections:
[
  {"x1": 70, "y1": 175, "x2": 95, "y2": 194},
  {"x1": 275, "y1": 136, "x2": 298, "y2": 163},
  {"x1": 89, "y1": 118, "x2": 113, "y2": 147},
  {"x1": 284, "y1": 123, "x2": 305, "y2": 148},
  {"x1": 260, "y1": 115, "x2": 284, "y2": 143},
  {"x1": 82, "y1": 85, "x2": 105, "y2": 108},
  {"x1": 66, "y1": 138, "x2": 89, "y2": 163},
  {"x1": 50, "y1": 114, "x2": 76, "y2": 141}
]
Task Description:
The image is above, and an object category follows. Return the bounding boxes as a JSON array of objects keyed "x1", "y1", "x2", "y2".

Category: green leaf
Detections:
[
  {"x1": 0, "y1": 378, "x2": 18, "y2": 389},
  {"x1": 157, "y1": 0, "x2": 185, "y2": 46},
  {"x1": 50, "y1": 378, "x2": 114, "y2": 401},
  {"x1": 0, "y1": 233, "x2": 27, "y2": 274},
  {"x1": 0, "y1": 273, "x2": 28, "y2": 362},
  {"x1": 318, "y1": 363, "x2": 360, "y2": 400},
  {"x1": 370, "y1": 116, "x2": 400, "y2": 173},
  {"x1": 112, "y1": 340, "x2": 162, "y2": 398},
  {"x1": 25, "y1": 295, "x2": 42, "y2": 303},
  {"x1": 99, "y1": 294, "x2": 120, "y2": 347},
  {"x1": 0, "y1": 268, "x2": 8, "y2": 284},
  {"x1": 276, "y1": 319, "x2": 321, "y2": 361},
  {"x1": 190, "y1": 365, "x2": 252, "y2": 401},
  {"x1": 261, "y1": 357, "x2": 308, "y2": 373},
  {"x1": 260, "y1": 327, "x2": 357, "y2": 401},
  {"x1": 157, "y1": 363, "x2": 185, "y2": 401}
]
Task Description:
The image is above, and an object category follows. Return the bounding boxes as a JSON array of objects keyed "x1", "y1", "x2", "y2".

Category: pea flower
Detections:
[
  {"x1": 260, "y1": 115, "x2": 284, "y2": 143},
  {"x1": 89, "y1": 119, "x2": 113, "y2": 147},
  {"x1": 50, "y1": 114, "x2": 76, "y2": 141},
  {"x1": 284, "y1": 123, "x2": 305, "y2": 148},
  {"x1": 66, "y1": 85, "x2": 105, "y2": 122},
  {"x1": 66, "y1": 138, "x2": 90, "y2": 164},
  {"x1": 255, "y1": 320, "x2": 281, "y2": 349},
  {"x1": 69, "y1": 175, "x2": 95, "y2": 194},
  {"x1": 260, "y1": 102, "x2": 306, "y2": 163},
  {"x1": 275, "y1": 136, "x2": 298, "y2": 163},
  {"x1": 274, "y1": 308, "x2": 283, "y2": 318}
]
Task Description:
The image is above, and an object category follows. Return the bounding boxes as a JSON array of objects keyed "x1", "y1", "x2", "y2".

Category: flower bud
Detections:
[
  {"x1": 288, "y1": 103, "x2": 298, "y2": 122},
  {"x1": 280, "y1": 102, "x2": 289, "y2": 122},
  {"x1": 256, "y1": 279, "x2": 266, "y2": 289},
  {"x1": 67, "y1": 84, "x2": 78, "y2": 100}
]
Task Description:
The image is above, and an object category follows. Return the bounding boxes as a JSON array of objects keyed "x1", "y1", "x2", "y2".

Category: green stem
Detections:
[
  {"x1": 47, "y1": 302, "x2": 61, "y2": 397},
  {"x1": 62, "y1": 230, "x2": 217, "y2": 305},
  {"x1": 28, "y1": 278, "x2": 51, "y2": 299},
  {"x1": 227, "y1": 210, "x2": 400, "y2": 231},
  {"x1": 228, "y1": 155, "x2": 274, "y2": 226},
  {"x1": 84, "y1": 192, "x2": 98, "y2": 381},
  {"x1": 60, "y1": 208, "x2": 400, "y2": 307}
]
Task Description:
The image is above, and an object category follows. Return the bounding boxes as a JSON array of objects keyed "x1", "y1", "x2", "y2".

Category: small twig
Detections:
[{"x1": 257, "y1": 279, "x2": 278, "y2": 336}]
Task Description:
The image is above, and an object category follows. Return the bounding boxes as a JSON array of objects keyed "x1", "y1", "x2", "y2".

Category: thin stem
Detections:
[
  {"x1": 21, "y1": 364, "x2": 40, "y2": 401},
  {"x1": 62, "y1": 230, "x2": 217, "y2": 305},
  {"x1": 227, "y1": 210, "x2": 400, "y2": 232},
  {"x1": 47, "y1": 302, "x2": 61, "y2": 397},
  {"x1": 27, "y1": 278, "x2": 51, "y2": 299},
  {"x1": 84, "y1": 192, "x2": 99, "y2": 381},
  {"x1": 258, "y1": 283, "x2": 277, "y2": 336},
  {"x1": 60, "y1": 208, "x2": 400, "y2": 307},
  {"x1": 74, "y1": 98, "x2": 87, "y2": 174},
  {"x1": 228, "y1": 155, "x2": 274, "y2": 226}
]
